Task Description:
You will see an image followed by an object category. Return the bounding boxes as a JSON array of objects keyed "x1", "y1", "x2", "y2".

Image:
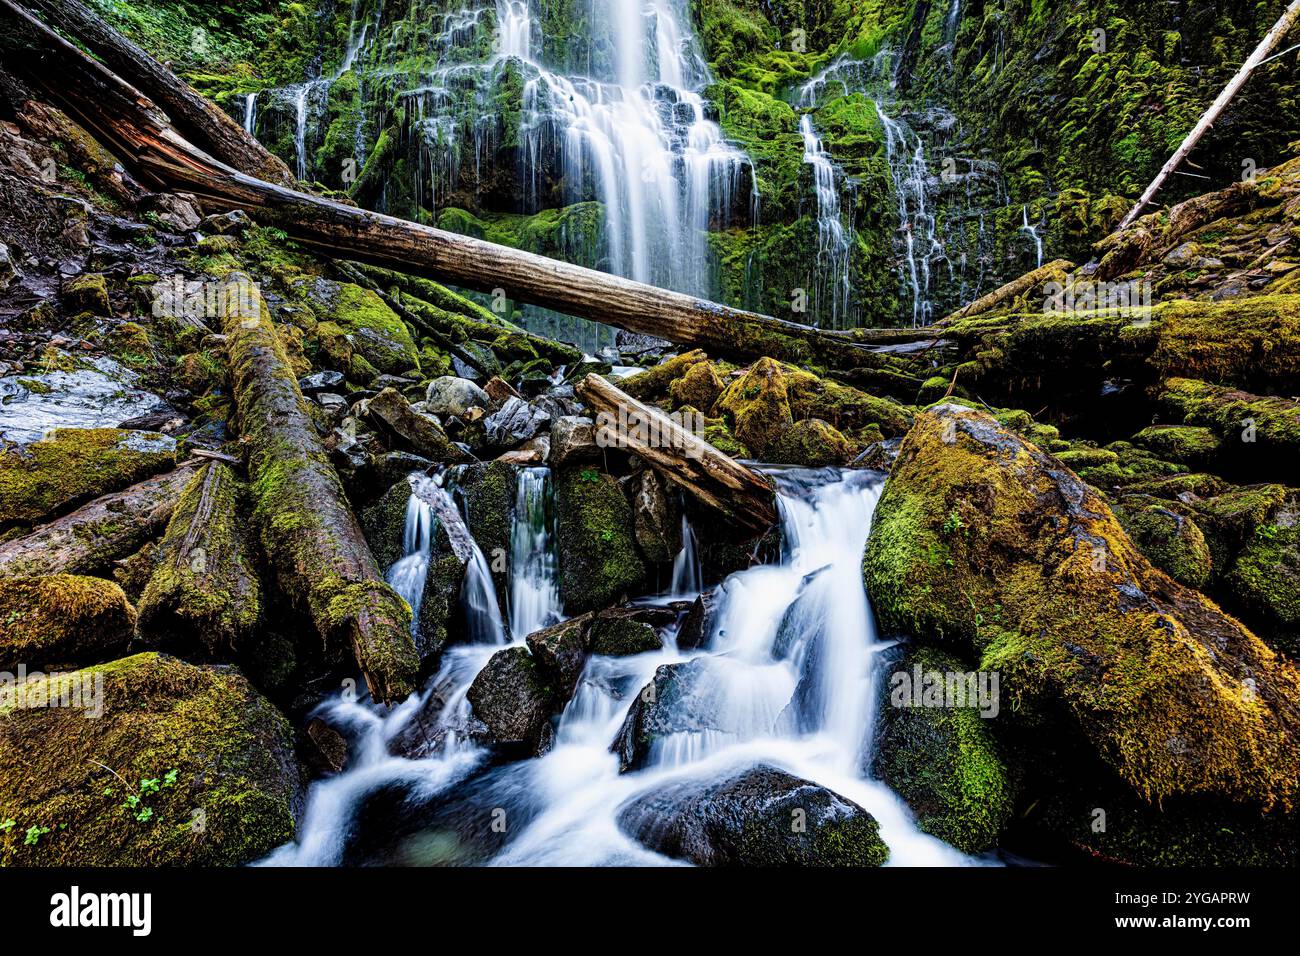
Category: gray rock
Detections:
[
  {"x1": 484, "y1": 396, "x2": 550, "y2": 446},
  {"x1": 611, "y1": 659, "x2": 724, "y2": 772},
  {"x1": 425, "y1": 376, "x2": 490, "y2": 418},
  {"x1": 299, "y1": 370, "x2": 346, "y2": 394},
  {"x1": 143, "y1": 192, "x2": 202, "y2": 232},
  {"x1": 631, "y1": 470, "x2": 681, "y2": 564},
  {"x1": 550, "y1": 415, "x2": 599, "y2": 467},
  {"x1": 466, "y1": 646, "x2": 556, "y2": 752},
  {"x1": 675, "y1": 588, "x2": 718, "y2": 650},
  {"x1": 617, "y1": 765, "x2": 888, "y2": 866},
  {"x1": 200, "y1": 209, "x2": 252, "y2": 235},
  {"x1": 0, "y1": 242, "x2": 19, "y2": 290}
]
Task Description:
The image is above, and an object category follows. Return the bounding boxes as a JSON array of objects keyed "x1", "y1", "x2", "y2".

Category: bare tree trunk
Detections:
[
  {"x1": 575, "y1": 374, "x2": 778, "y2": 533},
  {"x1": 1119, "y1": 0, "x2": 1300, "y2": 229},
  {"x1": 27, "y1": 0, "x2": 296, "y2": 187}
]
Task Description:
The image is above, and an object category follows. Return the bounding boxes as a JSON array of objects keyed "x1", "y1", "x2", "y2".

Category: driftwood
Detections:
[
  {"x1": 136, "y1": 462, "x2": 263, "y2": 654},
  {"x1": 575, "y1": 373, "x2": 778, "y2": 533},
  {"x1": 0, "y1": 463, "x2": 199, "y2": 578},
  {"x1": 221, "y1": 272, "x2": 418, "y2": 704},
  {"x1": 27, "y1": 0, "x2": 296, "y2": 187},
  {"x1": 0, "y1": 0, "x2": 895, "y2": 374},
  {"x1": 1119, "y1": 0, "x2": 1300, "y2": 229}
]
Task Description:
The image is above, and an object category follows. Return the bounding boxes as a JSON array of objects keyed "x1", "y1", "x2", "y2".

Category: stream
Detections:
[{"x1": 264, "y1": 466, "x2": 982, "y2": 867}]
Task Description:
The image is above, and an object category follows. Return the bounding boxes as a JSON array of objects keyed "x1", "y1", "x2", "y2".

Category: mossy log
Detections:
[
  {"x1": 0, "y1": 463, "x2": 199, "y2": 578},
  {"x1": 25, "y1": 0, "x2": 296, "y2": 188},
  {"x1": 938, "y1": 259, "x2": 1074, "y2": 324},
  {"x1": 575, "y1": 374, "x2": 778, "y2": 533},
  {"x1": 0, "y1": 3, "x2": 896, "y2": 374},
  {"x1": 137, "y1": 462, "x2": 263, "y2": 656},
  {"x1": 221, "y1": 272, "x2": 418, "y2": 704}
]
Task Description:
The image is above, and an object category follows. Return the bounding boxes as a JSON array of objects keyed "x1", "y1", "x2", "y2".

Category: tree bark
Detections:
[
  {"x1": 137, "y1": 461, "x2": 263, "y2": 655},
  {"x1": 221, "y1": 271, "x2": 419, "y2": 704},
  {"x1": 27, "y1": 0, "x2": 296, "y2": 188},
  {"x1": 0, "y1": 0, "x2": 896, "y2": 375},
  {"x1": 1118, "y1": 0, "x2": 1300, "y2": 230},
  {"x1": 575, "y1": 373, "x2": 778, "y2": 533},
  {"x1": 0, "y1": 463, "x2": 200, "y2": 578}
]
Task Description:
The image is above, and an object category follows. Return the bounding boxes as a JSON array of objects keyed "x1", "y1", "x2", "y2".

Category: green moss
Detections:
[
  {"x1": 770, "y1": 418, "x2": 853, "y2": 467},
  {"x1": 0, "y1": 652, "x2": 299, "y2": 866},
  {"x1": 62, "y1": 273, "x2": 109, "y2": 314},
  {"x1": 0, "y1": 575, "x2": 136, "y2": 671},
  {"x1": 873, "y1": 645, "x2": 1015, "y2": 854},
  {"x1": 555, "y1": 466, "x2": 647, "y2": 613},
  {"x1": 1227, "y1": 506, "x2": 1300, "y2": 656},
  {"x1": 1113, "y1": 499, "x2": 1213, "y2": 589},
  {"x1": 1132, "y1": 425, "x2": 1221, "y2": 467},
  {"x1": 588, "y1": 616, "x2": 662, "y2": 656},
  {"x1": 0, "y1": 429, "x2": 176, "y2": 527}
]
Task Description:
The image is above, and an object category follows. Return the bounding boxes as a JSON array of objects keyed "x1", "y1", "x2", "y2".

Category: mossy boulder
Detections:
[
  {"x1": 1147, "y1": 296, "x2": 1300, "y2": 395},
  {"x1": 451, "y1": 462, "x2": 516, "y2": 606},
  {"x1": 771, "y1": 418, "x2": 854, "y2": 467},
  {"x1": 0, "y1": 428, "x2": 176, "y2": 527},
  {"x1": 863, "y1": 404, "x2": 1300, "y2": 810},
  {"x1": 465, "y1": 645, "x2": 557, "y2": 753},
  {"x1": 1113, "y1": 498, "x2": 1213, "y2": 589},
  {"x1": 295, "y1": 278, "x2": 418, "y2": 375},
  {"x1": 62, "y1": 273, "x2": 110, "y2": 315},
  {"x1": 1159, "y1": 378, "x2": 1300, "y2": 475},
  {"x1": 617, "y1": 764, "x2": 888, "y2": 866},
  {"x1": 525, "y1": 617, "x2": 589, "y2": 698},
  {"x1": 668, "y1": 360, "x2": 725, "y2": 413},
  {"x1": 0, "y1": 575, "x2": 136, "y2": 671},
  {"x1": 1132, "y1": 425, "x2": 1221, "y2": 468},
  {"x1": 872, "y1": 645, "x2": 1015, "y2": 854},
  {"x1": 622, "y1": 349, "x2": 709, "y2": 400},
  {"x1": 0, "y1": 653, "x2": 300, "y2": 866},
  {"x1": 1226, "y1": 495, "x2": 1300, "y2": 656},
  {"x1": 554, "y1": 466, "x2": 647, "y2": 613},
  {"x1": 588, "y1": 614, "x2": 661, "y2": 656}
]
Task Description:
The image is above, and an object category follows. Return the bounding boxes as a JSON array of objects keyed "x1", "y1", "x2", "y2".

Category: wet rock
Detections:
[
  {"x1": 304, "y1": 716, "x2": 350, "y2": 774},
  {"x1": 482, "y1": 375, "x2": 521, "y2": 407},
  {"x1": 771, "y1": 418, "x2": 854, "y2": 467},
  {"x1": 676, "y1": 588, "x2": 719, "y2": 650},
  {"x1": 525, "y1": 617, "x2": 589, "y2": 698},
  {"x1": 0, "y1": 358, "x2": 170, "y2": 446},
  {"x1": 360, "y1": 479, "x2": 416, "y2": 571},
  {"x1": 452, "y1": 462, "x2": 516, "y2": 606},
  {"x1": 863, "y1": 403, "x2": 1300, "y2": 809},
  {"x1": 296, "y1": 278, "x2": 419, "y2": 375},
  {"x1": 364, "y1": 387, "x2": 464, "y2": 462},
  {"x1": 1113, "y1": 499, "x2": 1213, "y2": 589},
  {"x1": 852, "y1": 437, "x2": 903, "y2": 472},
  {"x1": 0, "y1": 574, "x2": 137, "y2": 671},
  {"x1": 555, "y1": 465, "x2": 647, "y2": 613},
  {"x1": 298, "y1": 370, "x2": 346, "y2": 394},
  {"x1": 0, "y1": 652, "x2": 300, "y2": 866},
  {"x1": 484, "y1": 396, "x2": 550, "y2": 447},
  {"x1": 200, "y1": 210, "x2": 252, "y2": 235},
  {"x1": 871, "y1": 644, "x2": 1015, "y2": 854},
  {"x1": 611, "y1": 658, "x2": 722, "y2": 771},
  {"x1": 496, "y1": 434, "x2": 549, "y2": 465},
  {"x1": 425, "y1": 376, "x2": 489, "y2": 418},
  {"x1": 550, "y1": 415, "x2": 599, "y2": 467},
  {"x1": 588, "y1": 612, "x2": 662, "y2": 656},
  {"x1": 466, "y1": 646, "x2": 556, "y2": 753},
  {"x1": 317, "y1": 393, "x2": 348, "y2": 425},
  {"x1": 62, "y1": 273, "x2": 110, "y2": 315},
  {"x1": 0, "y1": 242, "x2": 19, "y2": 290},
  {"x1": 630, "y1": 469, "x2": 681, "y2": 564},
  {"x1": 617, "y1": 764, "x2": 888, "y2": 866}
]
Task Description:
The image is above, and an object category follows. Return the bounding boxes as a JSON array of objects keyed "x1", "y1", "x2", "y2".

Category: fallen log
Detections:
[
  {"x1": 0, "y1": 0, "x2": 894, "y2": 375},
  {"x1": 221, "y1": 272, "x2": 418, "y2": 704},
  {"x1": 0, "y1": 463, "x2": 199, "y2": 578},
  {"x1": 575, "y1": 373, "x2": 778, "y2": 533},
  {"x1": 938, "y1": 259, "x2": 1074, "y2": 325},
  {"x1": 1118, "y1": 0, "x2": 1300, "y2": 229},
  {"x1": 137, "y1": 461, "x2": 263, "y2": 655},
  {"x1": 27, "y1": 0, "x2": 296, "y2": 188}
]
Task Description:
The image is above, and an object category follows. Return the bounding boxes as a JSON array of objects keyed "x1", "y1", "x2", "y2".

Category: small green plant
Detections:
[
  {"x1": 0, "y1": 819, "x2": 15, "y2": 832},
  {"x1": 942, "y1": 510, "x2": 966, "y2": 535},
  {"x1": 579, "y1": 467, "x2": 600, "y2": 483},
  {"x1": 24, "y1": 825, "x2": 50, "y2": 846}
]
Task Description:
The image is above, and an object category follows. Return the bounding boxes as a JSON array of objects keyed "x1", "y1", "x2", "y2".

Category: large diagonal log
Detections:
[
  {"x1": 0, "y1": 0, "x2": 897, "y2": 374},
  {"x1": 575, "y1": 373, "x2": 778, "y2": 533},
  {"x1": 221, "y1": 273, "x2": 418, "y2": 704},
  {"x1": 28, "y1": 0, "x2": 296, "y2": 187}
]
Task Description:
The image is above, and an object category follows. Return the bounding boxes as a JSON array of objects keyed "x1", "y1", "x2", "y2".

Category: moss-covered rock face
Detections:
[
  {"x1": 465, "y1": 645, "x2": 556, "y2": 753},
  {"x1": 1159, "y1": 378, "x2": 1300, "y2": 476},
  {"x1": 872, "y1": 645, "x2": 1015, "y2": 854},
  {"x1": 617, "y1": 764, "x2": 889, "y2": 867},
  {"x1": 0, "y1": 653, "x2": 300, "y2": 866},
  {"x1": 450, "y1": 462, "x2": 516, "y2": 606},
  {"x1": 0, "y1": 575, "x2": 136, "y2": 671},
  {"x1": 292, "y1": 278, "x2": 419, "y2": 375},
  {"x1": 1113, "y1": 499, "x2": 1213, "y2": 590},
  {"x1": 554, "y1": 466, "x2": 647, "y2": 614},
  {"x1": 770, "y1": 418, "x2": 854, "y2": 467},
  {"x1": 0, "y1": 428, "x2": 176, "y2": 527},
  {"x1": 863, "y1": 404, "x2": 1300, "y2": 811},
  {"x1": 1226, "y1": 494, "x2": 1300, "y2": 657}
]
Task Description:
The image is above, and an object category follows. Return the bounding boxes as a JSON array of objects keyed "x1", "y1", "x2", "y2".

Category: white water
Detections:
[
  {"x1": 1020, "y1": 204, "x2": 1044, "y2": 268},
  {"x1": 266, "y1": 467, "x2": 979, "y2": 867},
  {"x1": 668, "y1": 513, "x2": 702, "y2": 597},
  {"x1": 242, "y1": 92, "x2": 258, "y2": 135},
  {"x1": 796, "y1": 108, "x2": 853, "y2": 329},
  {"x1": 509, "y1": 466, "x2": 563, "y2": 640},
  {"x1": 876, "y1": 102, "x2": 943, "y2": 326}
]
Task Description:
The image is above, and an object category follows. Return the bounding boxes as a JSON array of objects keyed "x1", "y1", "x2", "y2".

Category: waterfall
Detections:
[
  {"x1": 385, "y1": 481, "x2": 436, "y2": 627},
  {"x1": 242, "y1": 92, "x2": 258, "y2": 134},
  {"x1": 876, "y1": 102, "x2": 942, "y2": 326},
  {"x1": 796, "y1": 111, "x2": 853, "y2": 329},
  {"x1": 668, "y1": 513, "x2": 701, "y2": 597},
  {"x1": 509, "y1": 466, "x2": 562, "y2": 640},
  {"x1": 1020, "y1": 205, "x2": 1043, "y2": 268},
  {"x1": 267, "y1": 467, "x2": 984, "y2": 866}
]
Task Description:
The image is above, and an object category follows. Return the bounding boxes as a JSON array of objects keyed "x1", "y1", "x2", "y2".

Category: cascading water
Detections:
[
  {"x1": 876, "y1": 102, "x2": 942, "y2": 326},
  {"x1": 668, "y1": 513, "x2": 701, "y2": 598},
  {"x1": 267, "y1": 467, "x2": 984, "y2": 867},
  {"x1": 1020, "y1": 205, "x2": 1044, "y2": 268},
  {"x1": 796, "y1": 108, "x2": 853, "y2": 329},
  {"x1": 242, "y1": 92, "x2": 258, "y2": 135},
  {"x1": 508, "y1": 466, "x2": 562, "y2": 640}
]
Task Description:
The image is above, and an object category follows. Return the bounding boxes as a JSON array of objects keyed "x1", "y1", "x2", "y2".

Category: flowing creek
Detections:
[{"x1": 265, "y1": 466, "x2": 983, "y2": 866}]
